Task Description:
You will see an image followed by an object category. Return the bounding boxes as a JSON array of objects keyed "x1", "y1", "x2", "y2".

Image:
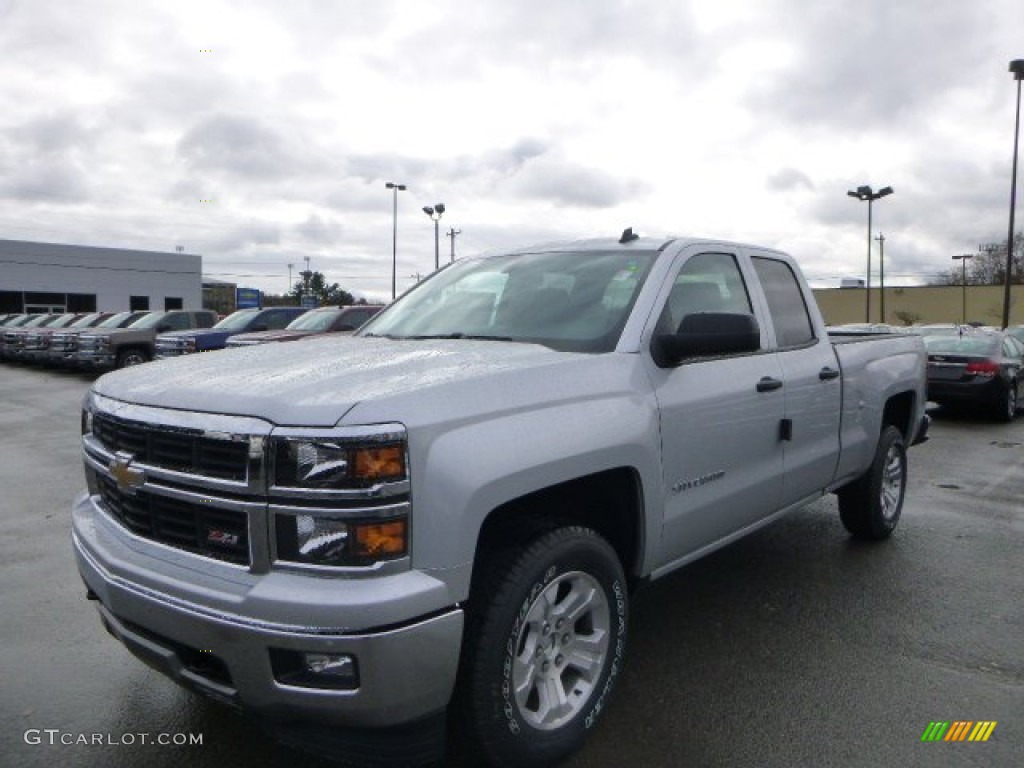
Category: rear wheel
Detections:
[
  {"x1": 992, "y1": 380, "x2": 1018, "y2": 422},
  {"x1": 456, "y1": 526, "x2": 628, "y2": 768},
  {"x1": 837, "y1": 425, "x2": 906, "y2": 540}
]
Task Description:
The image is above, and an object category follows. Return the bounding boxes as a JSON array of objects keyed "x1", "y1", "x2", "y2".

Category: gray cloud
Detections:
[
  {"x1": 177, "y1": 114, "x2": 305, "y2": 181},
  {"x1": 767, "y1": 168, "x2": 815, "y2": 192},
  {"x1": 507, "y1": 156, "x2": 648, "y2": 208},
  {"x1": 747, "y1": 0, "x2": 993, "y2": 130}
]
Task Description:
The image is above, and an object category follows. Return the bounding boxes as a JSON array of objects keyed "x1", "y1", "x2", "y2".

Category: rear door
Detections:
[
  {"x1": 647, "y1": 248, "x2": 786, "y2": 567},
  {"x1": 749, "y1": 255, "x2": 842, "y2": 505}
]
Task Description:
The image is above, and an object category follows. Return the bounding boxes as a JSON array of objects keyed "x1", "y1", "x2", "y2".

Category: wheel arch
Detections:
[{"x1": 469, "y1": 467, "x2": 645, "y2": 595}]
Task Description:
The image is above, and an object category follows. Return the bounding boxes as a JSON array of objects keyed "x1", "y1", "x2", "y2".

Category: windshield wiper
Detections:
[{"x1": 404, "y1": 333, "x2": 521, "y2": 342}]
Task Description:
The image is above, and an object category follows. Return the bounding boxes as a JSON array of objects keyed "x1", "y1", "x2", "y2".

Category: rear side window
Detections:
[{"x1": 752, "y1": 257, "x2": 815, "y2": 348}]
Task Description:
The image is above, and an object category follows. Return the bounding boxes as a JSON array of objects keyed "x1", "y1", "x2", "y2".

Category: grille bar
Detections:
[
  {"x1": 93, "y1": 412, "x2": 249, "y2": 481},
  {"x1": 98, "y1": 476, "x2": 250, "y2": 565}
]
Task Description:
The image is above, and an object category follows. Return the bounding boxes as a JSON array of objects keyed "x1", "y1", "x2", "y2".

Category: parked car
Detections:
[
  {"x1": 925, "y1": 331, "x2": 1024, "y2": 421},
  {"x1": 906, "y1": 323, "x2": 970, "y2": 336},
  {"x1": 0, "y1": 313, "x2": 32, "y2": 328},
  {"x1": 826, "y1": 322, "x2": 899, "y2": 334},
  {"x1": 225, "y1": 305, "x2": 382, "y2": 347},
  {"x1": 46, "y1": 311, "x2": 150, "y2": 367},
  {"x1": 1007, "y1": 325, "x2": 1024, "y2": 345},
  {"x1": 74, "y1": 233, "x2": 929, "y2": 767},
  {"x1": 22, "y1": 312, "x2": 114, "y2": 363},
  {"x1": 155, "y1": 306, "x2": 308, "y2": 358},
  {"x1": 76, "y1": 310, "x2": 218, "y2": 370},
  {"x1": 2, "y1": 313, "x2": 81, "y2": 361}
]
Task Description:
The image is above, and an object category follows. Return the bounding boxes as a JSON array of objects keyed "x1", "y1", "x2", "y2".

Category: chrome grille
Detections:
[
  {"x1": 93, "y1": 412, "x2": 249, "y2": 481},
  {"x1": 98, "y1": 475, "x2": 250, "y2": 565}
]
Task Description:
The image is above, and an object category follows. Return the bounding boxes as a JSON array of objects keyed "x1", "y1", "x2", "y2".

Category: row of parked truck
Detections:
[{"x1": 0, "y1": 304, "x2": 382, "y2": 369}]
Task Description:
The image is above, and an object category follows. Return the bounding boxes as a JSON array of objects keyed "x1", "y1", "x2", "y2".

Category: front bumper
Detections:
[{"x1": 72, "y1": 491, "x2": 463, "y2": 730}]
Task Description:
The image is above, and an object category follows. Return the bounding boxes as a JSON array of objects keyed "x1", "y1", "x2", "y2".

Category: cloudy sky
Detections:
[{"x1": 1, "y1": 0, "x2": 1022, "y2": 301}]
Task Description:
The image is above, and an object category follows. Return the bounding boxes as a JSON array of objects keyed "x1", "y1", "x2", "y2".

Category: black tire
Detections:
[
  {"x1": 116, "y1": 348, "x2": 149, "y2": 368},
  {"x1": 456, "y1": 526, "x2": 628, "y2": 768},
  {"x1": 991, "y1": 381, "x2": 1017, "y2": 423},
  {"x1": 837, "y1": 425, "x2": 907, "y2": 540}
]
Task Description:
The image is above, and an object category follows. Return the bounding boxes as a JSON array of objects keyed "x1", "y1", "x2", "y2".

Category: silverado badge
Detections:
[{"x1": 109, "y1": 451, "x2": 146, "y2": 494}]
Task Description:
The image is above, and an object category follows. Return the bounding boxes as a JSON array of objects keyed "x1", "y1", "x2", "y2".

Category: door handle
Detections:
[
  {"x1": 819, "y1": 367, "x2": 840, "y2": 381},
  {"x1": 756, "y1": 376, "x2": 784, "y2": 392}
]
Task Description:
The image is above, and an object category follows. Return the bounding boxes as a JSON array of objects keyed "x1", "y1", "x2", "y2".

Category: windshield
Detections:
[
  {"x1": 128, "y1": 312, "x2": 167, "y2": 329},
  {"x1": 69, "y1": 313, "x2": 102, "y2": 328},
  {"x1": 214, "y1": 309, "x2": 259, "y2": 330},
  {"x1": 924, "y1": 335, "x2": 999, "y2": 356},
  {"x1": 23, "y1": 314, "x2": 58, "y2": 328},
  {"x1": 286, "y1": 309, "x2": 338, "y2": 331},
  {"x1": 97, "y1": 311, "x2": 133, "y2": 328},
  {"x1": 361, "y1": 249, "x2": 658, "y2": 352}
]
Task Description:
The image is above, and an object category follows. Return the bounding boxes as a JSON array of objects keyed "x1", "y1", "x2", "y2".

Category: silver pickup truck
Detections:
[{"x1": 72, "y1": 234, "x2": 928, "y2": 767}]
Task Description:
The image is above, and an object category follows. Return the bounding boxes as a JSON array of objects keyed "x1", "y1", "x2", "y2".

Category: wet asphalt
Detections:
[{"x1": 1, "y1": 364, "x2": 1020, "y2": 768}]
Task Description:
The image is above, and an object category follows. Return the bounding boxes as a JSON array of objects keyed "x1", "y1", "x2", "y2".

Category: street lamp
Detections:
[
  {"x1": 1001, "y1": 59, "x2": 1024, "y2": 328},
  {"x1": 848, "y1": 184, "x2": 894, "y2": 323},
  {"x1": 952, "y1": 254, "x2": 974, "y2": 324},
  {"x1": 287, "y1": 263, "x2": 294, "y2": 300},
  {"x1": 422, "y1": 203, "x2": 445, "y2": 272},
  {"x1": 446, "y1": 227, "x2": 461, "y2": 263},
  {"x1": 385, "y1": 182, "x2": 406, "y2": 300}
]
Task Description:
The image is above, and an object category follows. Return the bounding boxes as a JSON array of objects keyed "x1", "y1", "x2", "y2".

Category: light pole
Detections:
[
  {"x1": 848, "y1": 185, "x2": 894, "y2": 323},
  {"x1": 422, "y1": 203, "x2": 445, "y2": 271},
  {"x1": 446, "y1": 227, "x2": 461, "y2": 263},
  {"x1": 287, "y1": 263, "x2": 294, "y2": 300},
  {"x1": 1001, "y1": 59, "x2": 1024, "y2": 328},
  {"x1": 952, "y1": 254, "x2": 973, "y2": 324},
  {"x1": 875, "y1": 232, "x2": 886, "y2": 323},
  {"x1": 386, "y1": 181, "x2": 406, "y2": 300}
]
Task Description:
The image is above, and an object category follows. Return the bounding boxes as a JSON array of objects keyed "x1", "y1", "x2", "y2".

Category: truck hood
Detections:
[{"x1": 91, "y1": 335, "x2": 625, "y2": 427}]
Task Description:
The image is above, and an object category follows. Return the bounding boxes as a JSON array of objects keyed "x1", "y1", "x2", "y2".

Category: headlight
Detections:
[
  {"x1": 80, "y1": 391, "x2": 96, "y2": 435},
  {"x1": 273, "y1": 437, "x2": 406, "y2": 489},
  {"x1": 270, "y1": 427, "x2": 410, "y2": 568},
  {"x1": 184, "y1": 337, "x2": 197, "y2": 351},
  {"x1": 274, "y1": 512, "x2": 408, "y2": 567}
]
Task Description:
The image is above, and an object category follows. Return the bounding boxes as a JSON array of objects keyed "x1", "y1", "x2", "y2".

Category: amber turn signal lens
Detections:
[
  {"x1": 352, "y1": 445, "x2": 405, "y2": 481},
  {"x1": 353, "y1": 520, "x2": 407, "y2": 558}
]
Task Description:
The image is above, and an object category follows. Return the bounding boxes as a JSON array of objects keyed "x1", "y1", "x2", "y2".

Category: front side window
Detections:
[
  {"x1": 752, "y1": 257, "x2": 815, "y2": 348},
  {"x1": 361, "y1": 249, "x2": 659, "y2": 353},
  {"x1": 656, "y1": 252, "x2": 753, "y2": 335}
]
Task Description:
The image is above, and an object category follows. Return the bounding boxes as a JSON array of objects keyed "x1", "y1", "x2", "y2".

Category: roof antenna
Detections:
[{"x1": 619, "y1": 227, "x2": 639, "y2": 244}]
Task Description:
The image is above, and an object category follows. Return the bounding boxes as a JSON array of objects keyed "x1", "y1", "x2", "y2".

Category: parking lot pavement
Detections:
[{"x1": 1, "y1": 364, "x2": 1021, "y2": 768}]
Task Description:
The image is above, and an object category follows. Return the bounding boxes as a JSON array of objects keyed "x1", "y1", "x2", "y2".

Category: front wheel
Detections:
[
  {"x1": 837, "y1": 425, "x2": 907, "y2": 540},
  {"x1": 116, "y1": 348, "x2": 149, "y2": 368},
  {"x1": 457, "y1": 526, "x2": 628, "y2": 768}
]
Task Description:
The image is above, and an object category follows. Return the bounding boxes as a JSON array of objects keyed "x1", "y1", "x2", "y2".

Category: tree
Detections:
[
  {"x1": 289, "y1": 271, "x2": 357, "y2": 305},
  {"x1": 932, "y1": 232, "x2": 1024, "y2": 286},
  {"x1": 893, "y1": 310, "x2": 922, "y2": 326}
]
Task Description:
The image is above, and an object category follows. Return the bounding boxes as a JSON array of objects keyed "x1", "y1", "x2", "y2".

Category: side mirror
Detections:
[
  {"x1": 335, "y1": 324, "x2": 355, "y2": 331},
  {"x1": 251, "y1": 324, "x2": 269, "y2": 332},
  {"x1": 652, "y1": 312, "x2": 760, "y2": 367},
  {"x1": 156, "y1": 324, "x2": 172, "y2": 333}
]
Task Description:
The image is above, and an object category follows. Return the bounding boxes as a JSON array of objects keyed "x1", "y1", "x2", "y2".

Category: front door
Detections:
[{"x1": 647, "y1": 250, "x2": 786, "y2": 569}]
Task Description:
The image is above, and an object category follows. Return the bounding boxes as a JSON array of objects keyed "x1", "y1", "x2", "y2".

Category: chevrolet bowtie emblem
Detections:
[{"x1": 109, "y1": 451, "x2": 145, "y2": 494}]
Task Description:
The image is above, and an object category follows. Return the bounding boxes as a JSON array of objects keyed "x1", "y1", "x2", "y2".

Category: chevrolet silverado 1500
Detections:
[{"x1": 73, "y1": 234, "x2": 929, "y2": 767}]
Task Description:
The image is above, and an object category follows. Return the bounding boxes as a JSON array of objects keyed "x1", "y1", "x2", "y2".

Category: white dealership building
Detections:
[{"x1": 0, "y1": 238, "x2": 203, "y2": 315}]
